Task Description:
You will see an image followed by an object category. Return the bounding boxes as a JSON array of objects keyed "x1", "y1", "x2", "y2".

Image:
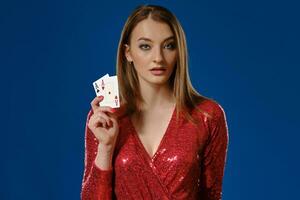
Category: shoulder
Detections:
[{"x1": 194, "y1": 97, "x2": 227, "y2": 123}]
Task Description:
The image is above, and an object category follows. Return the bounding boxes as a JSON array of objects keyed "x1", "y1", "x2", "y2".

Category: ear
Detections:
[{"x1": 124, "y1": 44, "x2": 133, "y2": 62}]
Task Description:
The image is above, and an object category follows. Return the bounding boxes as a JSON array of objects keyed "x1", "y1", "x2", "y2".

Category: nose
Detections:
[{"x1": 153, "y1": 46, "x2": 164, "y2": 64}]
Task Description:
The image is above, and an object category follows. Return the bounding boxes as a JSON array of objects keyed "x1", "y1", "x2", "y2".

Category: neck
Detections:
[{"x1": 139, "y1": 81, "x2": 176, "y2": 112}]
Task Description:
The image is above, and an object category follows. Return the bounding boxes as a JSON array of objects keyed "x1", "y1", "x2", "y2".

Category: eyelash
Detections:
[{"x1": 139, "y1": 43, "x2": 176, "y2": 50}]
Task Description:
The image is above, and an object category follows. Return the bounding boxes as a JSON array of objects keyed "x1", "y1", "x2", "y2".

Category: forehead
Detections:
[{"x1": 130, "y1": 18, "x2": 174, "y2": 42}]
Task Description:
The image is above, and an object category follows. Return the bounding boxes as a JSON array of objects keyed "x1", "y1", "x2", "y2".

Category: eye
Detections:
[
  {"x1": 139, "y1": 44, "x2": 151, "y2": 50},
  {"x1": 164, "y1": 42, "x2": 176, "y2": 50}
]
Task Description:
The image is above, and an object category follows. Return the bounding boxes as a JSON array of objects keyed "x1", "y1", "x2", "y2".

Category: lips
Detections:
[
  {"x1": 150, "y1": 67, "x2": 166, "y2": 71},
  {"x1": 149, "y1": 66, "x2": 167, "y2": 76}
]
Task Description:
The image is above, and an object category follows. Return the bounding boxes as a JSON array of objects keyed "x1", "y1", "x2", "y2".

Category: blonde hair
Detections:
[{"x1": 116, "y1": 4, "x2": 210, "y2": 125}]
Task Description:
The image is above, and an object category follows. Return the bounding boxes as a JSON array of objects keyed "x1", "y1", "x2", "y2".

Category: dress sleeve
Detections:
[
  {"x1": 199, "y1": 104, "x2": 229, "y2": 200},
  {"x1": 80, "y1": 110, "x2": 113, "y2": 200}
]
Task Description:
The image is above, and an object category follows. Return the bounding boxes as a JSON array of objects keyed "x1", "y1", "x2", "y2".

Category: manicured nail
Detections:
[
  {"x1": 110, "y1": 108, "x2": 116, "y2": 113},
  {"x1": 98, "y1": 96, "x2": 104, "y2": 99}
]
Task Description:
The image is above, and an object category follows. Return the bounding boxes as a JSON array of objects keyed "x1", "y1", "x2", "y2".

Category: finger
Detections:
[
  {"x1": 95, "y1": 115, "x2": 108, "y2": 128},
  {"x1": 88, "y1": 114, "x2": 105, "y2": 129},
  {"x1": 109, "y1": 116, "x2": 117, "y2": 124},
  {"x1": 90, "y1": 96, "x2": 104, "y2": 111},
  {"x1": 94, "y1": 106, "x2": 117, "y2": 114},
  {"x1": 94, "y1": 112, "x2": 111, "y2": 124},
  {"x1": 106, "y1": 118, "x2": 113, "y2": 127},
  {"x1": 88, "y1": 115, "x2": 102, "y2": 130},
  {"x1": 92, "y1": 110, "x2": 113, "y2": 129},
  {"x1": 107, "y1": 112, "x2": 119, "y2": 124},
  {"x1": 100, "y1": 117, "x2": 107, "y2": 128},
  {"x1": 95, "y1": 113, "x2": 113, "y2": 128}
]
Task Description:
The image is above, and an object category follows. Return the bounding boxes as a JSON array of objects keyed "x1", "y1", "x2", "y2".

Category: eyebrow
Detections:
[{"x1": 137, "y1": 36, "x2": 175, "y2": 42}]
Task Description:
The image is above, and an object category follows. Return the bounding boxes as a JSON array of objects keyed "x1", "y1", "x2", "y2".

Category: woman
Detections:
[{"x1": 81, "y1": 4, "x2": 229, "y2": 200}]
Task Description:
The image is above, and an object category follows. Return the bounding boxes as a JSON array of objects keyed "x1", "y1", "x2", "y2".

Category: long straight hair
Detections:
[{"x1": 116, "y1": 5, "x2": 211, "y2": 125}]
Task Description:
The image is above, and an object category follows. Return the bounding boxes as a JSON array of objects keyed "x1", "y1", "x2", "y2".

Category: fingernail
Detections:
[
  {"x1": 111, "y1": 108, "x2": 116, "y2": 113},
  {"x1": 98, "y1": 96, "x2": 104, "y2": 99}
]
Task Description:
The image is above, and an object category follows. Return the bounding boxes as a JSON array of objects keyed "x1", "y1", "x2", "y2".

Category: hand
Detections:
[{"x1": 88, "y1": 96, "x2": 119, "y2": 147}]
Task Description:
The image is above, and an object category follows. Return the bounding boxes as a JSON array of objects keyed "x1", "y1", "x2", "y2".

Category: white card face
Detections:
[
  {"x1": 110, "y1": 76, "x2": 120, "y2": 108},
  {"x1": 93, "y1": 74, "x2": 109, "y2": 97},
  {"x1": 100, "y1": 75, "x2": 120, "y2": 108},
  {"x1": 92, "y1": 74, "x2": 120, "y2": 108}
]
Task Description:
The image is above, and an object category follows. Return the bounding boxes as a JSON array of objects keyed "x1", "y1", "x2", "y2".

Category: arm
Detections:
[
  {"x1": 199, "y1": 104, "x2": 229, "y2": 200},
  {"x1": 80, "y1": 110, "x2": 113, "y2": 200}
]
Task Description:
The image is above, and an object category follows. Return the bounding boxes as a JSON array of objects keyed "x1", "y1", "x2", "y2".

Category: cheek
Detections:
[
  {"x1": 132, "y1": 50, "x2": 152, "y2": 65},
  {"x1": 165, "y1": 51, "x2": 178, "y2": 65}
]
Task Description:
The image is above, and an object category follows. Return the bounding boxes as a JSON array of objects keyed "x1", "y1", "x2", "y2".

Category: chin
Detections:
[{"x1": 147, "y1": 76, "x2": 170, "y2": 85}]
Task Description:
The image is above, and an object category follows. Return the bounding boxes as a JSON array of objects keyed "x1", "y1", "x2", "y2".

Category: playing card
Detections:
[
  {"x1": 100, "y1": 75, "x2": 120, "y2": 108},
  {"x1": 93, "y1": 73, "x2": 109, "y2": 97},
  {"x1": 92, "y1": 74, "x2": 120, "y2": 108}
]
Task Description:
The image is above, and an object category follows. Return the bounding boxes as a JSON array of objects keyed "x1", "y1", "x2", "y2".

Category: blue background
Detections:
[{"x1": 1, "y1": 0, "x2": 299, "y2": 199}]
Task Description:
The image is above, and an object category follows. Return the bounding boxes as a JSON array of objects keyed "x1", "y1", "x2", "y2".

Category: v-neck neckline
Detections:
[{"x1": 128, "y1": 105, "x2": 176, "y2": 162}]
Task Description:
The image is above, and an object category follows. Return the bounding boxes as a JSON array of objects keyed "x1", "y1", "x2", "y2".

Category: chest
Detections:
[
  {"x1": 114, "y1": 117, "x2": 208, "y2": 176},
  {"x1": 131, "y1": 110, "x2": 174, "y2": 159},
  {"x1": 114, "y1": 121, "x2": 205, "y2": 199}
]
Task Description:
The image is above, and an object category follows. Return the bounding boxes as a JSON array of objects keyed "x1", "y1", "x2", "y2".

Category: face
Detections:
[{"x1": 125, "y1": 17, "x2": 178, "y2": 86}]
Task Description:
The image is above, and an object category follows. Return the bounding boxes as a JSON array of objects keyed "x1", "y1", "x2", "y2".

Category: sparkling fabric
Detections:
[{"x1": 81, "y1": 99, "x2": 229, "y2": 200}]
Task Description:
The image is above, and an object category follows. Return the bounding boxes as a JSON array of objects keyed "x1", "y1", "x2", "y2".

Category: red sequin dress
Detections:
[{"x1": 81, "y1": 99, "x2": 229, "y2": 200}]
